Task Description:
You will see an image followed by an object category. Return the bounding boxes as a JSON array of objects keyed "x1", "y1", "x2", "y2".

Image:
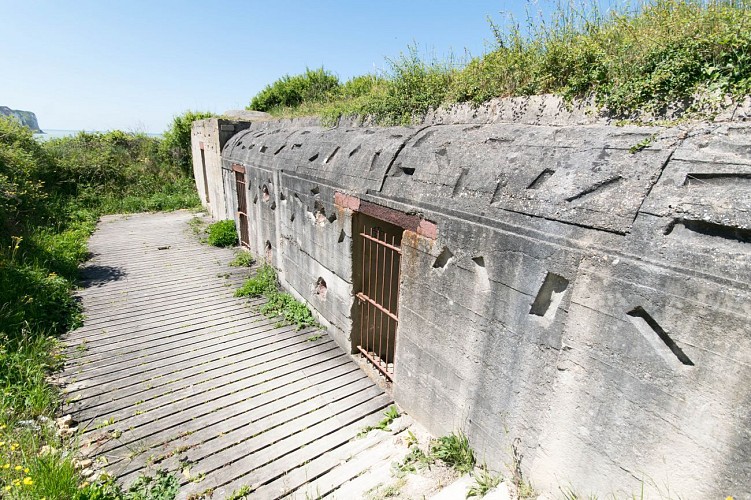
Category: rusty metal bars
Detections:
[
  {"x1": 234, "y1": 168, "x2": 250, "y2": 247},
  {"x1": 356, "y1": 225, "x2": 401, "y2": 381}
]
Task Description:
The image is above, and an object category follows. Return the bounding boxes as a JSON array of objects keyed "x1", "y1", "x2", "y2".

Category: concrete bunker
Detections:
[{"x1": 193, "y1": 103, "x2": 751, "y2": 499}]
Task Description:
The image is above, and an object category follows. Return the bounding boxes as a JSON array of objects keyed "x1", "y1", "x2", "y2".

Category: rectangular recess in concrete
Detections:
[
  {"x1": 626, "y1": 306, "x2": 694, "y2": 367},
  {"x1": 529, "y1": 272, "x2": 569, "y2": 318}
]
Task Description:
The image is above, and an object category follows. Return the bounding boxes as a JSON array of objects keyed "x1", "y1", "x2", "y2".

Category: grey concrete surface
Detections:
[{"x1": 194, "y1": 95, "x2": 751, "y2": 498}]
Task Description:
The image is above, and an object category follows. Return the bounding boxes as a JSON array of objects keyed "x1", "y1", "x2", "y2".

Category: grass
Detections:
[
  {"x1": 431, "y1": 431, "x2": 476, "y2": 474},
  {"x1": 394, "y1": 429, "x2": 476, "y2": 479},
  {"x1": 235, "y1": 263, "x2": 319, "y2": 330},
  {"x1": 229, "y1": 250, "x2": 254, "y2": 267},
  {"x1": 225, "y1": 485, "x2": 254, "y2": 500},
  {"x1": 358, "y1": 405, "x2": 400, "y2": 437},
  {"x1": 467, "y1": 464, "x2": 503, "y2": 498},
  {"x1": 0, "y1": 115, "x2": 200, "y2": 497},
  {"x1": 248, "y1": 0, "x2": 751, "y2": 124}
]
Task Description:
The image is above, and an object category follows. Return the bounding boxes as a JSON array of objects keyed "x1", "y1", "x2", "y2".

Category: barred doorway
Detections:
[
  {"x1": 353, "y1": 214, "x2": 403, "y2": 382},
  {"x1": 232, "y1": 165, "x2": 250, "y2": 248}
]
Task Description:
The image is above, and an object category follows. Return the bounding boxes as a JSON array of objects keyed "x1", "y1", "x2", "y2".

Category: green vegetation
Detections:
[
  {"x1": 229, "y1": 250, "x2": 254, "y2": 267},
  {"x1": 73, "y1": 470, "x2": 179, "y2": 500},
  {"x1": 206, "y1": 220, "x2": 238, "y2": 247},
  {"x1": 431, "y1": 431, "x2": 476, "y2": 474},
  {"x1": 467, "y1": 465, "x2": 503, "y2": 498},
  {"x1": 260, "y1": 292, "x2": 317, "y2": 330},
  {"x1": 160, "y1": 110, "x2": 215, "y2": 176},
  {"x1": 235, "y1": 263, "x2": 319, "y2": 330},
  {"x1": 0, "y1": 109, "x2": 204, "y2": 496},
  {"x1": 358, "y1": 405, "x2": 400, "y2": 437},
  {"x1": 234, "y1": 263, "x2": 277, "y2": 297},
  {"x1": 249, "y1": 67, "x2": 340, "y2": 112},
  {"x1": 225, "y1": 485, "x2": 254, "y2": 500},
  {"x1": 249, "y1": 0, "x2": 751, "y2": 124},
  {"x1": 394, "y1": 429, "x2": 476, "y2": 478}
]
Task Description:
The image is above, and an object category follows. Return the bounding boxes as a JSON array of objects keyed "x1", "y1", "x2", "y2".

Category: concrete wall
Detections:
[
  {"x1": 190, "y1": 118, "x2": 252, "y2": 219},
  {"x1": 199, "y1": 99, "x2": 751, "y2": 499}
]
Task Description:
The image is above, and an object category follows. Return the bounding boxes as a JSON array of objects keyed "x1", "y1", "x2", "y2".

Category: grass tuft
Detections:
[{"x1": 431, "y1": 431, "x2": 476, "y2": 474}]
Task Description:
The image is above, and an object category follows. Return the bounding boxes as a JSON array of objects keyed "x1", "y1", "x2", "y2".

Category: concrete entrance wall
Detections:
[
  {"x1": 194, "y1": 103, "x2": 751, "y2": 498},
  {"x1": 190, "y1": 118, "x2": 252, "y2": 219}
]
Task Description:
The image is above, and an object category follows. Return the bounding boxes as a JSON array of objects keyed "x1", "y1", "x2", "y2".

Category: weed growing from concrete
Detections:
[
  {"x1": 394, "y1": 445, "x2": 433, "y2": 476},
  {"x1": 260, "y1": 292, "x2": 318, "y2": 330},
  {"x1": 467, "y1": 464, "x2": 503, "y2": 498},
  {"x1": 431, "y1": 431, "x2": 475, "y2": 474}
]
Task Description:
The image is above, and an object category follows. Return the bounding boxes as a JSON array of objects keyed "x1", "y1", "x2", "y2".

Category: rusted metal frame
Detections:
[
  {"x1": 378, "y1": 229, "x2": 387, "y2": 368},
  {"x1": 364, "y1": 223, "x2": 372, "y2": 357},
  {"x1": 386, "y1": 233, "x2": 396, "y2": 366},
  {"x1": 234, "y1": 169, "x2": 250, "y2": 247},
  {"x1": 358, "y1": 200, "x2": 421, "y2": 232},
  {"x1": 356, "y1": 345, "x2": 393, "y2": 381},
  {"x1": 360, "y1": 231, "x2": 402, "y2": 253},
  {"x1": 231, "y1": 163, "x2": 245, "y2": 173},
  {"x1": 356, "y1": 292, "x2": 398, "y2": 323},
  {"x1": 370, "y1": 227, "x2": 378, "y2": 357}
]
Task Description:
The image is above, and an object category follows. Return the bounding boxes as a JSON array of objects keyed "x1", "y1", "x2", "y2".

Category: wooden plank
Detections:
[
  {"x1": 68, "y1": 337, "x2": 339, "y2": 421},
  {"x1": 109, "y1": 365, "x2": 371, "y2": 479},
  {"x1": 67, "y1": 331, "x2": 331, "y2": 410},
  {"x1": 270, "y1": 429, "x2": 408, "y2": 500},
  {"x1": 64, "y1": 211, "x2": 393, "y2": 499},
  {"x1": 177, "y1": 394, "x2": 391, "y2": 499},
  {"x1": 67, "y1": 314, "x2": 290, "y2": 374}
]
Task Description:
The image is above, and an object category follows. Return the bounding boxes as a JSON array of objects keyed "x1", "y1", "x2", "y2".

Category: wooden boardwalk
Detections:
[{"x1": 61, "y1": 211, "x2": 397, "y2": 499}]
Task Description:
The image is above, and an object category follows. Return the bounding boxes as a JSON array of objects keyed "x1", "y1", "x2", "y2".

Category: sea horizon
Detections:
[{"x1": 34, "y1": 128, "x2": 162, "y2": 141}]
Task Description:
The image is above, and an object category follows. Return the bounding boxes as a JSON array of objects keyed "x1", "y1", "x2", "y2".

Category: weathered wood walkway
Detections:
[{"x1": 61, "y1": 211, "x2": 398, "y2": 499}]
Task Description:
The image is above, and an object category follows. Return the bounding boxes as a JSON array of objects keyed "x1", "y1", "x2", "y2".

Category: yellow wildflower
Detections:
[
  {"x1": 3, "y1": 463, "x2": 9, "y2": 468},
  {"x1": 0, "y1": 441, "x2": 5, "y2": 446},
  {"x1": 14, "y1": 465, "x2": 22, "y2": 471},
  {"x1": 4, "y1": 485, "x2": 11, "y2": 491},
  {"x1": 23, "y1": 477, "x2": 33, "y2": 486},
  {"x1": 23, "y1": 467, "x2": 29, "y2": 473}
]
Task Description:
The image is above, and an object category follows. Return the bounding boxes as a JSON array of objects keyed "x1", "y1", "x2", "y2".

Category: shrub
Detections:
[
  {"x1": 248, "y1": 67, "x2": 341, "y2": 112},
  {"x1": 160, "y1": 110, "x2": 215, "y2": 175},
  {"x1": 206, "y1": 220, "x2": 238, "y2": 247}
]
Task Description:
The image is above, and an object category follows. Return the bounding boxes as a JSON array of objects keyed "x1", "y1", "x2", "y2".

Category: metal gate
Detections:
[
  {"x1": 232, "y1": 165, "x2": 250, "y2": 247},
  {"x1": 199, "y1": 143, "x2": 210, "y2": 203},
  {"x1": 355, "y1": 223, "x2": 402, "y2": 381}
]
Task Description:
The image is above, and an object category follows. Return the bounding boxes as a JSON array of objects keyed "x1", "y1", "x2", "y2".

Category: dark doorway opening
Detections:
[
  {"x1": 232, "y1": 164, "x2": 250, "y2": 248},
  {"x1": 352, "y1": 213, "x2": 403, "y2": 382},
  {"x1": 200, "y1": 145, "x2": 210, "y2": 203}
]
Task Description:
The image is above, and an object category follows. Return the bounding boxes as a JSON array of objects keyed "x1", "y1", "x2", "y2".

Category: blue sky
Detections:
[{"x1": 1, "y1": 1, "x2": 553, "y2": 132}]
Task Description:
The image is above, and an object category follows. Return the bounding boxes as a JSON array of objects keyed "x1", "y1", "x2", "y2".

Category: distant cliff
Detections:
[{"x1": 0, "y1": 106, "x2": 42, "y2": 132}]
